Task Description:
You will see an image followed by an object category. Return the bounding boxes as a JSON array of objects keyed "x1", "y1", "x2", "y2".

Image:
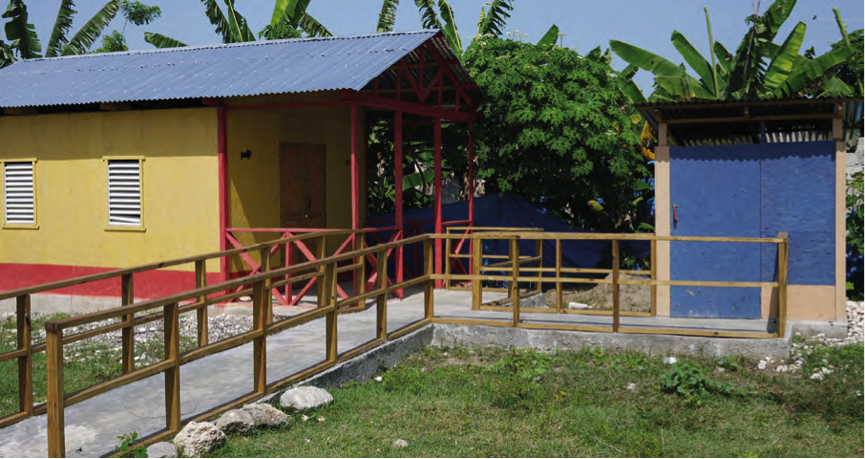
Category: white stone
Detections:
[
  {"x1": 280, "y1": 386, "x2": 333, "y2": 411},
  {"x1": 758, "y1": 360, "x2": 768, "y2": 370},
  {"x1": 662, "y1": 357, "x2": 677, "y2": 364},
  {"x1": 242, "y1": 404, "x2": 288, "y2": 427},
  {"x1": 810, "y1": 372, "x2": 824, "y2": 381},
  {"x1": 216, "y1": 409, "x2": 255, "y2": 434},
  {"x1": 174, "y1": 422, "x2": 226, "y2": 458},
  {"x1": 146, "y1": 442, "x2": 177, "y2": 458},
  {"x1": 626, "y1": 383, "x2": 637, "y2": 391},
  {"x1": 568, "y1": 302, "x2": 590, "y2": 310},
  {"x1": 392, "y1": 439, "x2": 409, "y2": 449}
]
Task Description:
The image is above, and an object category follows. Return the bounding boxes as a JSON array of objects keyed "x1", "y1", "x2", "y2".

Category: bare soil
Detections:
[{"x1": 542, "y1": 273, "x2": 651, "y2": 313}]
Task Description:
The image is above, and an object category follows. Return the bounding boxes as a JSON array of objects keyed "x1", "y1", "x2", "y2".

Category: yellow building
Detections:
[{"x1": 0, "y1": 31, "x2": 479, "y2": 300}]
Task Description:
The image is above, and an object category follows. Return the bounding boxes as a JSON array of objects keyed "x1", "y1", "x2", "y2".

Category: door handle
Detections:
[{"x1": 673, "y1": 205, "x2": 679, "y2": 223}]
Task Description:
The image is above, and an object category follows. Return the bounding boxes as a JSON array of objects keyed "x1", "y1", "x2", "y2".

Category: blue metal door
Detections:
[{"x1": 669, "y1": 144, "x2": 762, "y2": 318}]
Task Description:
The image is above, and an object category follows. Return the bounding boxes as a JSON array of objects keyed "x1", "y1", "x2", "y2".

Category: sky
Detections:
[{"x1": 24, "y1": 0, "x2": 865, "y2": 91}]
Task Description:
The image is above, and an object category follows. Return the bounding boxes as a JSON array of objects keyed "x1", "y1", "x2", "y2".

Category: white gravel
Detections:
[
  {"x1": 756, "y1": 300, "x2": 863, "y2": 375},
  {"x1": 2, "y1": 311, "x2": 287, "y2": 366}
]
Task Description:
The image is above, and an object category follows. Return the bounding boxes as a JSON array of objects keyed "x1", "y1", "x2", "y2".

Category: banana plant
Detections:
[
  {"x1": 611, "y1": 0, "x2": 855, "y2": 103},
  {"x1": 413, "y1": 0, "x2": 460, "y2": 58},
  {"x1": 146, "y1": 0, "x2": 332, "y2": 50},
  {"x1": 1, "y1": 0, "x2": 122, "y2": 66}
]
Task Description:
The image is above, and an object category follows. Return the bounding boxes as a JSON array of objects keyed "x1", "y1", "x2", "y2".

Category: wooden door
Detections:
[{"x1": 280, "y1": 144, "x2": 327, "y2": 229}]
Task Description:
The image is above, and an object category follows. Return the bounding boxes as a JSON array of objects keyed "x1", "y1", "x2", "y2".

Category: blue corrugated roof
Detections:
[{"x1": 0, "y1": 30, "x2": 443, "y2": 108}]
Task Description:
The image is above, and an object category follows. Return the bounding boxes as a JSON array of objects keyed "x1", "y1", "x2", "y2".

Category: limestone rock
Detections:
[
  {"x1": 174, "y1": 422, "x2": 226, "y2": 458},
  {"x1": 242, "y1": 403, "x2": 288, "y2": 427},
  {"x1": 146, "y1": 442, "x2": 177, "y2": 458},
  {"x1": 280, "y1": 386, "x2": 333, "y2": 411},
  {"x1": 568, "y1": 302, "x2": 589, "y2": 310},
  {"x1": 216, "y1": 409, "x2": 255, "y2": 434},
  {"x1": 392, "y1": 439, "x2": 409, "y2": 449}
]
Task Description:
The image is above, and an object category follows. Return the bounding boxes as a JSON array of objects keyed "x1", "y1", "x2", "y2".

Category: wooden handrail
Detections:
[
  {"x1": 0, "y1": 229, "x2": 360, "y2": 301},
  {"x1": 7, "y1": 229, "x2": 791, "y2": 457}
]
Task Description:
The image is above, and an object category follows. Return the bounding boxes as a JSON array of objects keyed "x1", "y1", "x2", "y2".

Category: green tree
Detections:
[
  {"x1": 464, "y1": 37, "x2": 652, "y2": 231},
  {"x1": 611, "y1": 0, "x2": 856, "y2": 102}
]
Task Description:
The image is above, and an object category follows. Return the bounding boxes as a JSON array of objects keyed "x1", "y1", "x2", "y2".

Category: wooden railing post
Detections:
[
  {"x1": 195, "y1": 260, "x2": 208, "y2": 347},
  {"x1": 357, "y1": 232, "x2": 366, "y2": 308},
  {"x1": 444, "y1": 235, "x2": 452, "y2": 290},
  {"x1": 778, "y1": 232, "x2": 789, "y2": 338},
  {"x1": 376, "y1": 248, "x2": 388, "y2": 340},
  {"x1": 612, "y1": 239, "x2": 620, "y2": 332},
  {"x1": 555, "y1": 239, "x2": 563, "y2": 313},
  {"x1": 17, "y1": 295, "x2": 32, "y2": 416},
  {"x1": 259, "y1": 248, "x2": 273, "y2": 325},
  {"x1": 164, "y1": 302, "x2": 180, "y2": 433},
  {"x1": 510, "y1": 238, "x2": 520, "y2": 327},
  {"x1": 324, "y1": 262, "x2": 338, "y2": 363},
  {"x1": 45, "y1": 325, "x2": 65, "y2": 458},
  {"x1": 534, "y1": 238, "x2": 543, "y2": 295},
  {"x1": 650, "y1": 239, "x2": 657, "y2": 317},
  {"x1": 472, "y1": 236, "x2": 482, "y2": 310},
  {"x1": 423, "y1": 238, "x2": 434, "y2": 321},
  {"x1": 121, "y1": 274, "x2": 135, "y2": 373},
  {"x1": 252, "y1": 276, "x2": 268, "y2": 395}
]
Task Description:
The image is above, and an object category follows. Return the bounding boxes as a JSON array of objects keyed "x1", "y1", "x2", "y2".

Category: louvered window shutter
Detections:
[
  {"x1": 4, "y1": 161, "x2": 35, "y2": 225},
  {"x1": 107, "y1": 160, "x2": 142, "y2": 226}
]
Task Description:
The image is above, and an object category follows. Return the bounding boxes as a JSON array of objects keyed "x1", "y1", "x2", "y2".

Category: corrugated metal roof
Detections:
[
  {"x1": 0, "y1": 30, "x2": 452, "y2": 108},
  {"x1": 636, "y1": 97, "x2": 863, "y2": 147}
]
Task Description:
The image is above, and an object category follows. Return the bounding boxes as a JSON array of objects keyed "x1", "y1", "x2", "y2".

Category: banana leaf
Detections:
[
  {"x1": 609, "y1": 40, "x2": 683, "y2": 78},
  {"x1": 763, "y1": 21, "x2": 806, "y2": 90},
  {"x1": 477, "y1": 0, "x2": 513, "y2": 37},
  {"x1": 438, "y1": 0, "x2": 461, "y2": 58},
  {"x1": 376, "y1": 0, "x2": 399, "y2": 33},
  {"x1": 414, "y1": 0, "x2": 442, "y2": 30},
  {"x1": 772, "y1": 46, "x2": 853, "y2": 98},
  {"x1": 46, "y1": 0, "x2": 76, "y2": 58},
  {"x1": 61, "y1": 0, "x2": 119, "y2": 55},
  {"x1": 3, "y1": 0, "x2": 42, "y2": 59},
  {"x1": 536, "y1": 24, "x2": 559, "y2": 51},
  {"x1": 671, "y1": 30, "x2": 715, "y2": 97},
  {"x1": 144, "y1": 32, "x2": 187, "y2": 48}
]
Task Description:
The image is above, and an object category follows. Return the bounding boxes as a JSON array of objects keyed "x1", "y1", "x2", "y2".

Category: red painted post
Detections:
[
  {"x1": 351, "y1": 102, "x2": 360, "y2": 297},
  {"x1": 217, "y1": 105, "x2": 230, "y2": 289},
  {"x1": 434, "y1": 119, "x2": 443, "y2": 288},
  {"x1": 395, "y1": 111, "x2": 404, "y2": 292}
]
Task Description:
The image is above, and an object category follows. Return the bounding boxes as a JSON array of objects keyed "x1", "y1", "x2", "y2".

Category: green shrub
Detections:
[{"x1": 660, "y1": 361, "x2": 741, "y2": 405}]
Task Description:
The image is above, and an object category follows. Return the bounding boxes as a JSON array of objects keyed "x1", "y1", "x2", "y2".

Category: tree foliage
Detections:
[
  {"x1": 830, "y1": 29, "x2": 863, "y2": 94},
  {"x1": 464, "y1": 37, "x2": 652, "y2": 231}
]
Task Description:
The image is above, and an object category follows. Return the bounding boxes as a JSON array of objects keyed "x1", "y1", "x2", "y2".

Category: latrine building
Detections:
[{"x1": 642, "y1": 98, "x2": 862, "y2": 331}]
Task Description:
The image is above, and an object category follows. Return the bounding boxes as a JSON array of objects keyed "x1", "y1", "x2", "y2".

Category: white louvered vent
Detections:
[
  {"x1": 4, "y1": 161, "x2": 35, "y2": 225},
  {"x1": 107, "y1": 159, "x2": 142, "y2": 226}
]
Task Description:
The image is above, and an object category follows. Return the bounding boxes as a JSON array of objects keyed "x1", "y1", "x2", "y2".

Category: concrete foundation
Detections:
[{"x1": 430, "y1": 323, "x2": 793, "y2": 361}]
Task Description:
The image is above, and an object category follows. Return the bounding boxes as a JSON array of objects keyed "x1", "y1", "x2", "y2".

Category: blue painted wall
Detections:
[
  {"x1": 669, "y1": 141, "x2": 836, "y2": 318},
  {"x1": 759, "y1": 142, "x2": 835, "y2": 285},
  {"x1": 670, "y1": 145, "x2": 762, "y2": 318}
]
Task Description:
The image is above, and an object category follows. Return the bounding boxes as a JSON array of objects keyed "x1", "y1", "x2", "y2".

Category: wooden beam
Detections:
[
  {"x1": 98, "y1": 102, "x2": 133, "y2": 111},
  {"x1": 3, "y1": 107, "x2": 37, "y2": 116}
]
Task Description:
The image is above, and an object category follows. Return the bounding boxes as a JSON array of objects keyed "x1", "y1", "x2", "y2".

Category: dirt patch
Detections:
[{"x1": 542, "y1": 273, "x2": 651, "y2": 313}]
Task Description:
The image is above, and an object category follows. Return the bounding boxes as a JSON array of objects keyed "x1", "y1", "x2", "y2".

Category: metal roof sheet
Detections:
[{"x1": 0, "y1": 30, "x2": 445, "y2": 108}]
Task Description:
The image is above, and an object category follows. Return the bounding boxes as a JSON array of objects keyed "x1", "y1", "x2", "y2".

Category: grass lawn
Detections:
[{"x1": 211, "y1": 343, "x2": 864, "y2": 458}]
